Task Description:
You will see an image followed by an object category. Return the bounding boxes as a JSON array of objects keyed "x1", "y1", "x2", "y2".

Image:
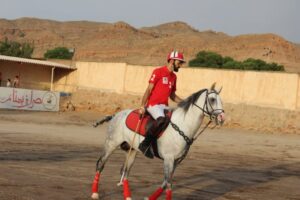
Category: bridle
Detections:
[{"x1": 192, "y1": 89, "x2": 224, "y2": 121}]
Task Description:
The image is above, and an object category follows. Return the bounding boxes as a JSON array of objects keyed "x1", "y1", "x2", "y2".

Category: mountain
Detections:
[{"x1": 1, "y1": 17, "x2": 300, "y2": 72}]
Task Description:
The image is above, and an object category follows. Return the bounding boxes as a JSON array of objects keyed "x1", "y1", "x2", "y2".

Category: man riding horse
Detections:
[{"x1": 138, "y1": 50, "x2": 185, "y2": 158}]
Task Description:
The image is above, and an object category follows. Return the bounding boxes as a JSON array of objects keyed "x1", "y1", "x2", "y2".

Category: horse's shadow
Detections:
[
  {"x1": 95, "y1": 149, "x2": 300, "y2": 200},
  {"x1": 130, "y1": 161, "x2": 300, "y2": 200}
]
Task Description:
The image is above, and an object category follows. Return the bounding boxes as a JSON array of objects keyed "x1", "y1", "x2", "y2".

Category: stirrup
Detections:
[{"x1": 138, "y1": 143, "x2": 154, "y2": 159}]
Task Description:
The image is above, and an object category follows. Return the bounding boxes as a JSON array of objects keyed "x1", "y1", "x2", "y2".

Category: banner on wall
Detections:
[{"x1": 0, "y1": 87, "x2": 60, "y2": 112}]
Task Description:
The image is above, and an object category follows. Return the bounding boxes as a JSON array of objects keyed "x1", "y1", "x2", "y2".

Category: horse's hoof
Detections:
[
  {"x1": 117, "y1": 181, "x2": 123, "y2": 186},
  {"x1": 91, "y1": 192, "x2": 99, "y2": 199}
]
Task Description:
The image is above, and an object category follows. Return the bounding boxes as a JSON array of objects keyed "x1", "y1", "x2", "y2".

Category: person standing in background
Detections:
[
  {"x1": 13, "y1": 75, "x2": 20, "y2": 88},
  {"x1": 7, "y1": 78, "x2": 12, "y2": 87}
]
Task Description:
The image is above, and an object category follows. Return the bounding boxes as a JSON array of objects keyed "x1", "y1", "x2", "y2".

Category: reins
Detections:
[
  {"x1": 171, "y1": 90, "x2": 222, "y2": 165},
  {"x1": 172, "y1": 119, "x2": 214, "y2": 166},
  {"x1": 170, "y1": 119, "x2": 214, "y2": 146}
]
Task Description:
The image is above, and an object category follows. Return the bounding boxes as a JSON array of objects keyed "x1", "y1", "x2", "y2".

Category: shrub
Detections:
[
  {"x1": 190, "y1": 51, "x2": 223, "y2": 67},
  {"x1": 223, "y1": 60, "x2": 242, "y2": 69},
  {"x1": 223, "y1": 56, "x2": 234, "y2": 64},
  {"x1": 44, "y1": 47, "x2": 74, "y2": 59},
  {"x1": 189, "y1": 51, "x2": 285, "y2": 71},
  {"x1": 0, "y1": 38, "x2": 34, "y2": 58}
]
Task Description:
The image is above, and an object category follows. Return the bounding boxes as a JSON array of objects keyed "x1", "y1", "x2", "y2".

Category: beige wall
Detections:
[
  {"x1": 53, "y1": 68, "x2": 77, "y2": 92},
  {"x1": 1, "y1": 60, "x2": 298, "y2": 110},
  {"x1": 52, "y1": 61, "x2": 300, "y2": 111},
  {"x1": 0, "y1": 60, "x2": 52, "y2": 90},
  {"x1": 124, "y1": 65, "x2": 154, "y2": 94},
  {"x1": 75, "y1": 62, "x2": 127, "y2": 93},
  {"x1": 297, "y1": 78, "x2": 300, "y2": 109},
  {"x1": 177, "y1": 68, "x2": 299, "y2": 110}
]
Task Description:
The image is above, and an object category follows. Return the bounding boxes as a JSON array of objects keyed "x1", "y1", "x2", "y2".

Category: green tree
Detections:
[
  {"x1": 0, "y1": 38, "x2": 34, "y2": 58},
  {"x1": 21, "y1": 43, "x2": 34, "y2": 58},
  {"x1": 223, "y1": 60, "x2": 242, "y2": 69},
  {"x1": 268, "y1": 63, "x2": 284, "y2": 71},
  {"x1": 223, "y1": 56, "x2": 234, "y2": 65},
  {"x1": 242, "y1": 58, "x2": 267, "y2": 70},
  {"x1": 44, "y1": 47, "x2": 74, "y2": 59},
  {"x1": 189, "y1": 51, "x2": 223, "y2": 68},
  {"x1": 189, "y1": 50, "x2": 285, "y2": 71}
]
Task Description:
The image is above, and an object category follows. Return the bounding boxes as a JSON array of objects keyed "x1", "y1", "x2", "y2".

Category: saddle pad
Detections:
[
  {"x1": 125, "y1": 109, "x2": 172, "y2": 137},
  {"x1": 125, "y1": 109, "x2": 151, "y2": 136}
]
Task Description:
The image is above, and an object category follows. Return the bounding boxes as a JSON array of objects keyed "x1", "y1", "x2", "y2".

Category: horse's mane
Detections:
[{"x1": 177, "y1": 89, "x2": 207, "y2": 113}]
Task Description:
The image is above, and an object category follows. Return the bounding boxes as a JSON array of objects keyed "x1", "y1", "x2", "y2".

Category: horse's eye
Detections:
[{"x1": 210, "y1": 98, "x2": 216, "y2": 104}]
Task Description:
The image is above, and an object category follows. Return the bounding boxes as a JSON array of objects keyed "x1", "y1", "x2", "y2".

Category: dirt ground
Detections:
[{"x1": 0, "y1": 110, "x2": 300, "y2": 200}]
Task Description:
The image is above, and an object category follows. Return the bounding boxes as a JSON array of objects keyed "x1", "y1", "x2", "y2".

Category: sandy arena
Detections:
[{"x1": 0, "y1": 110, "x2": 299, "y2": 200}]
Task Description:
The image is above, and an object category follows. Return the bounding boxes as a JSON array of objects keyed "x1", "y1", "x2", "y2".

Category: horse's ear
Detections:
[
  {"x1": 218, "y1": 86, "x2": 223, "y2": 94},
  {"x1": 210, "y1": 82, "x2": 216, "y2": 91}
]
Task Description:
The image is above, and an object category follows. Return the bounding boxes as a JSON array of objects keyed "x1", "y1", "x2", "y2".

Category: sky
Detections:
[{"x1": 1, "y1": 0, "x2": 299, "y2": 43}]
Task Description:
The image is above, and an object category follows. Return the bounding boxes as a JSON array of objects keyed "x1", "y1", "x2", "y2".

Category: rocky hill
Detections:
[{"x1": 1, "y1": 18, "x2": 300, "y2": 72}]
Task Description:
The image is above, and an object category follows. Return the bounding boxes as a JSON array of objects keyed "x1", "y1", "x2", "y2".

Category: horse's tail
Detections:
[{"x1": 93, "y1": 115, "x2": 114, "y2": 127}]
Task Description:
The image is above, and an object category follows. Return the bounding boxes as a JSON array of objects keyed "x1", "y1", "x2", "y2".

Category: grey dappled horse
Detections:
[{"x1": 91, "y1": 83, "x2": 225, "y2": 200}]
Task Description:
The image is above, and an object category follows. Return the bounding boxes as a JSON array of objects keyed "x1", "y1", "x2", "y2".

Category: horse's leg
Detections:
[
  {"x1": 145, "y1": 156, "x2": 175, "y2": 200},
  {"x1": 91, "y1": 140, "x2": 118, "y2": 200},
  {"x1": 120, "y1": 150, "x2": 137, "y2": 200},
  {"x1": 146, "y1": 183, "x2": 165, "y2": 200},
  {"x1": 163, "y1": 156, "x2": 175, "y2": 200},
  {"x1": 120, "y1": 149, "x2": 137, "y2": 180}
]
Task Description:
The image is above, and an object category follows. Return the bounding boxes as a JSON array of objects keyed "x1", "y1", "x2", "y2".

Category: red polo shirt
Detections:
[{"x1": 147, "y1": 66, "x2": 177, "y2": 107}]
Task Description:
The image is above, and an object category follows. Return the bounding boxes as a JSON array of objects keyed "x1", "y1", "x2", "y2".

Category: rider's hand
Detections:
[{"x1": 139, "y1": 106, "x2": 145, "y2": 115}]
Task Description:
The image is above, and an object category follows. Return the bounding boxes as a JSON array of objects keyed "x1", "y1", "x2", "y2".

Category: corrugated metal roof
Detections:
[{"x1": 0, "y1": 54, "x2": 76, "y2": 69}]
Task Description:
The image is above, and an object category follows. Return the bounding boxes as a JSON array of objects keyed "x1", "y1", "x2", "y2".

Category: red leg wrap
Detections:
[
  {"x1": 148, "y1": 187, "x2": 164, "y2": 200},
  {"x1": 123, "y1": 179, "x2": 131, "y2": 200},
  {"x1": 91, "y1": 172, "x2": 100, "y2": 193},
  {"x1": 166, "y1": 189, "x2": 172, "y2": 200}
]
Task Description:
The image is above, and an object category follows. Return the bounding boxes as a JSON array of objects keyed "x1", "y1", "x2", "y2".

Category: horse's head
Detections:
[
  {"x1": 178, "y1": 83, "x2": 225, "y2": 125},
  {"x1": 205, "y1": 82, "x2": 225, "y2": 125}
]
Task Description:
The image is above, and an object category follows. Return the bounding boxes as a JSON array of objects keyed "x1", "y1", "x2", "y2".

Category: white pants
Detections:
[{"x1": 147, "y1": 104, "x2": 169, "y2": 120}]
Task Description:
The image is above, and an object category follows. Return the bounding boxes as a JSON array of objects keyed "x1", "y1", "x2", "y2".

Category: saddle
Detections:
[
  {"x1": 125, "y1": 109, "x2": 172, "y2": 158},
  {"x1": 125, "y1": 109, "x2": 172, "y2": 138}
]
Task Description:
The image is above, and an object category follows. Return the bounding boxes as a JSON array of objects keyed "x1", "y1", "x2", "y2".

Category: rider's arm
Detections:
[
  {"x1": 170, "y1": 92, "x2": 182, "y2": 103},
  {"x1": 140, "y1": 83, "x2": 154, "y2": 113}
]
